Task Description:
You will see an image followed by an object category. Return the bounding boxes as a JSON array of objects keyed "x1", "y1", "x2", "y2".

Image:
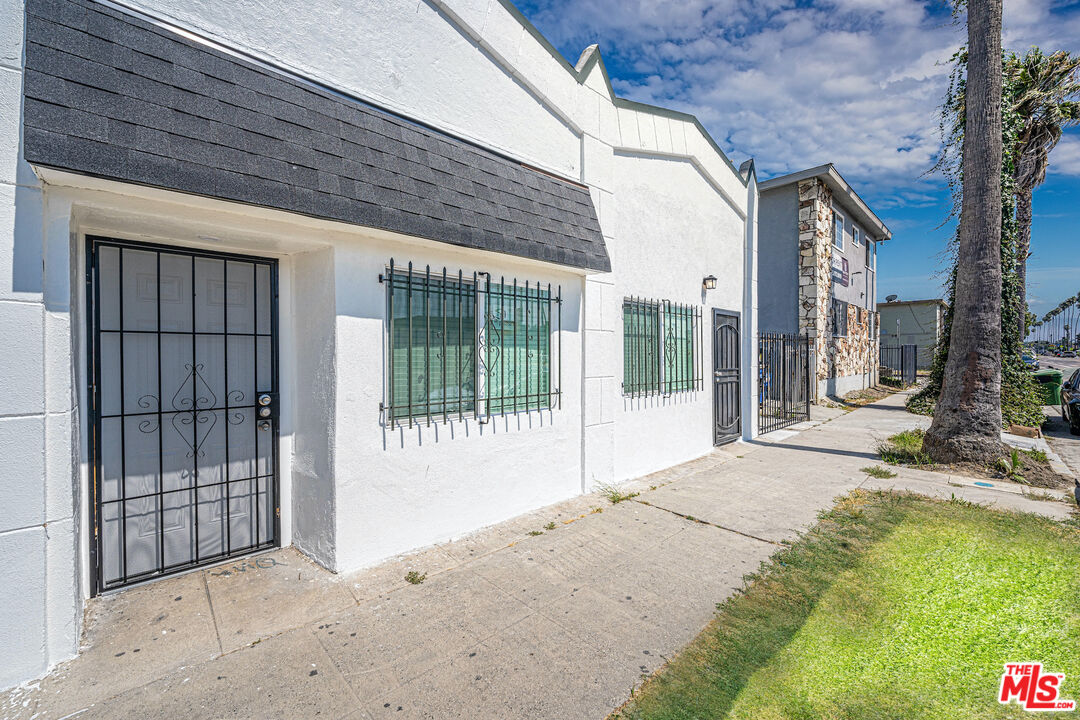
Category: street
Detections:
[{"x1": 1038, "y1": 352, "x2": 1080, "y2": 376}]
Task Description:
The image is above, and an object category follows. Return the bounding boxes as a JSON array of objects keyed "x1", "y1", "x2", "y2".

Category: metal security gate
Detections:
[
  {"x1": 712, "y1": 310, "x2": 741, "y2": 445},
  {"x1": 880, "y1": 344, "x2": 917, "y2": 386},
  {"x1": 87, "y1": 237, "x2": 279, "y2": 594},
  {"x1": 757, "y1": 332, "x2": 811, "y2": 434}
]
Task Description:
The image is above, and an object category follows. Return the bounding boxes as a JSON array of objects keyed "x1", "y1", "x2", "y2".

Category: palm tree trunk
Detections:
[
  {"x1": 924, "y1": 0, "x2": 1004, "y2": 463},
  {"x1": 1015, "y1": 184, "x2": 1032, "y2": 339}
]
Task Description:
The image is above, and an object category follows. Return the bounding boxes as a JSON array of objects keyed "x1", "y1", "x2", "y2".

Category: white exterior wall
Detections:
[
  {"x1": 121, "y1": 0, "x2": 584, "y2": 178},
  {"x1": 608, "y1": 153, "x2": 746, "y2": 481},
  {"x1": 330, "y1": 241, "x2": 583, "y2": 570},
  {"x1": 0, "y1": 0, "x2": 758, "y2": 688}
]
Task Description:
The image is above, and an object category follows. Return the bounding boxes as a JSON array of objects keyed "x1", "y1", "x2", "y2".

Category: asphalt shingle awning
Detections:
[{"x1": 21, "y1": 0, "x2": 610, "y2": 272}]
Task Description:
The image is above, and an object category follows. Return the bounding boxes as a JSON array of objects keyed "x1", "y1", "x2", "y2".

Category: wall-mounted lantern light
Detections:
[{"x1": 703, "y1": 275, "x2": 717, "y2": 291}]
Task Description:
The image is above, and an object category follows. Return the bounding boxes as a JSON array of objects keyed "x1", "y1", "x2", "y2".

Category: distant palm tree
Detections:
[
  {"x1": 1006, "y1": 48, "x2": 1080, "y2": 338},
  {"x1": 925, "y1": 0, "x2": 1004, "y2": 463}
]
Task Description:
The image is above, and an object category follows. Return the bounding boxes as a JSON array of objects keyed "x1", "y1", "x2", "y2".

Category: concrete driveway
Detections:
[{"x1": 3, "y1": 391, "x2": 1073, "y2": 720}]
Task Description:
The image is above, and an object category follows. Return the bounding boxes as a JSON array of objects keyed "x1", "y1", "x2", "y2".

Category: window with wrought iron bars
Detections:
[
  {"x1": 622, "y1": 297, "x2": 702, "y2": 397},
  {"x1": 380, "y1": 259, "x2": 561, "y2": 428}
]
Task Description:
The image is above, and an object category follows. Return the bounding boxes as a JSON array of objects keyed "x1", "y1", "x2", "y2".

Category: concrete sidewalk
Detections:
[{"x1": 3, "y1": 391, "x2": 1074, "y2": 720}]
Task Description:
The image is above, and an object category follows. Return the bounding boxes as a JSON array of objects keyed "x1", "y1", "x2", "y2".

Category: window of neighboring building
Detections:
[
  {"x1": 852, "y1": 227, "x2": 861, "y2": 247},
  {"x1": 833, "y1": 210, "x2": 846, "y2": 251},
  {"x1": 865, "y1": 238, "x2": 872, "y2": 267},
  {"x1": 832, "y1": 298, "x2": 849, "y2": 337},
  {"x1": 623, "y1": 297, "x2": 700, "y2": 396}
]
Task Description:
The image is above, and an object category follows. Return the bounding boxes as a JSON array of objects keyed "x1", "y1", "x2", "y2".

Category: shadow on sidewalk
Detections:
[{"x1": 748, "y1": 441, "x2": 880, "y2": 462}]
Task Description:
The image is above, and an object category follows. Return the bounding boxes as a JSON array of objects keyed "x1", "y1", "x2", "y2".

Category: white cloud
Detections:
[
  {"x1": 1048, "y1": 134, "x2": 1080, "y2": 177},
  {"x1": 520, "y1": 0, "x2": 1080, "y2": 201}
]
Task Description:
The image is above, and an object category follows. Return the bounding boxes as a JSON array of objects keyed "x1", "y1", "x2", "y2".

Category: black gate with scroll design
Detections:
[
  {"x1": 87, "y1": 237, "x2": 278, "y2": 594},
  {"x1": 757, "y1": 332, "x2": 811, "y2": 434},
  {"x1": 713, "y1": 310, "x2": 742, "y2": 445}
]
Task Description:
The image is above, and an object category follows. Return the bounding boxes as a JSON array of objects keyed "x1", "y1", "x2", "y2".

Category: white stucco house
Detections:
[{"x1": 0, "y1": 0, "x2": 760, "y2": 688}]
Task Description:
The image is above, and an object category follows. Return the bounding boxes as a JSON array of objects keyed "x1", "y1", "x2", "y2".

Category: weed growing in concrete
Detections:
[
  {"x1": 597, "y1": 482, "x2": 640, "y2": 504},
  {"x1": 543, "y1": 522, "x2": 556, "y2": 531},
  {"x1": 404, "y1": 570, "x2": 426, "y2": 585},
  {"x1": 527, "y1": 530, "x2": 544, "y2": 536},
  {"x1": 861, "y1": 465, "x2": 898, "y2": 479}
]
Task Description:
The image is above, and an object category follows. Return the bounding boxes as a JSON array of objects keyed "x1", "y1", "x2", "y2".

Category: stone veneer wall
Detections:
[
  {"x1": 831, "y1": 305, "x2": 877, "y2": 381},
  {"x1": 797, "y1": 177, "x2": 878, "y2": 396},
  {"x1": 797, "y1": 178, "x2": 833, "y2": 387}
]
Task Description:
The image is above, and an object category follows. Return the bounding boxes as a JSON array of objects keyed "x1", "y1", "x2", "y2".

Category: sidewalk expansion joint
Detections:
[{"x1": 632, "y1": 499, "x2": 785, "y2": 547}]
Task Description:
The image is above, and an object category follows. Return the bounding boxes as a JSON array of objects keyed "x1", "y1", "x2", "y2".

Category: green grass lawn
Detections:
[{"x1": 613, "y1": 491, "x2": 1080, "y2": 720}]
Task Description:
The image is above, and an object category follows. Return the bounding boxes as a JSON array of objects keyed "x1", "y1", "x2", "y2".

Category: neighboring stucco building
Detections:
[
  {"x1": 878, "y1": 299, "x2": 947, "y2": 370},
  {"x1": 0, "y1": 0, "x2": 760, "y2": 687},
  {"x1": 757, "y1": 165, "x2": 891, "y2": 399}
]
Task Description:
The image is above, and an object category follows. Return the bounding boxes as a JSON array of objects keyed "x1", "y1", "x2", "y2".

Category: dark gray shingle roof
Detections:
[{"x1": 22, "y1": 0, "x2": 610, "y2": 272}]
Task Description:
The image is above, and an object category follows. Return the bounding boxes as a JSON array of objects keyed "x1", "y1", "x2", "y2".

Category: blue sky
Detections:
[{"x1": 514, "y1": 0, "x2": 1080, "y2": 319}]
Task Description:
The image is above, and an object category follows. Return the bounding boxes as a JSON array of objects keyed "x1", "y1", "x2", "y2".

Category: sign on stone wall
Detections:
[{"x1": 831, "y1": 256, "x2": 849, "y2": 287}]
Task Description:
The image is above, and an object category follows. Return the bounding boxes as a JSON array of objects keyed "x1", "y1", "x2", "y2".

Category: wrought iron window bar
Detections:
[
  {"x1": 622, "y1": 296, "x2": 703, "y2": 398},
  {"x1": 379, "y1": 259, "x2": 562, "y2": 429}
]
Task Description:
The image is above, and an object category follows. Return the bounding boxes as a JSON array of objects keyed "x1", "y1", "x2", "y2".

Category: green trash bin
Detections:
[{"x1": 1034, "y1": 369, "x2": 1063, "y2": 406}]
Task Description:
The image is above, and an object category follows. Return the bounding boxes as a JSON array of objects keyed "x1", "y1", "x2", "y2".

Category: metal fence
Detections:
[
  {"x1": 758, "y1": 332, "x2": 811, "y2": 434},
  {"x1": 880, "y1": 344, "x2": 917, "y2": 386}
]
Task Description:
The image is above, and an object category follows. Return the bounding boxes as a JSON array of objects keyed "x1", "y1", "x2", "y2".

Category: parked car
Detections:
[
  {"x1": 1063, "y1": 369, "x2": 1080, "y2": 436},
  {"x1": 1063, "y1": 350, "x2": 1077, "y2": 358},
  {"x1": 1023, "y1": 354, "x2": 1040, "y2": 371}
]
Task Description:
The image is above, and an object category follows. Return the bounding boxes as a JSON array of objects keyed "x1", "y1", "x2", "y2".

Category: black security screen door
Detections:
[
  {"x1": 87, "y1": 237, "x2": 279, "y2": 594},
  {"x1": 713, "y1": 310, "x2": 741, "y2": 445}
]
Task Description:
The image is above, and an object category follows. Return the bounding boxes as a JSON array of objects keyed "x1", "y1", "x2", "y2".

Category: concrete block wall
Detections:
[{"x1": 0, "y1": 0, "x2": 81, "y2": 688}]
